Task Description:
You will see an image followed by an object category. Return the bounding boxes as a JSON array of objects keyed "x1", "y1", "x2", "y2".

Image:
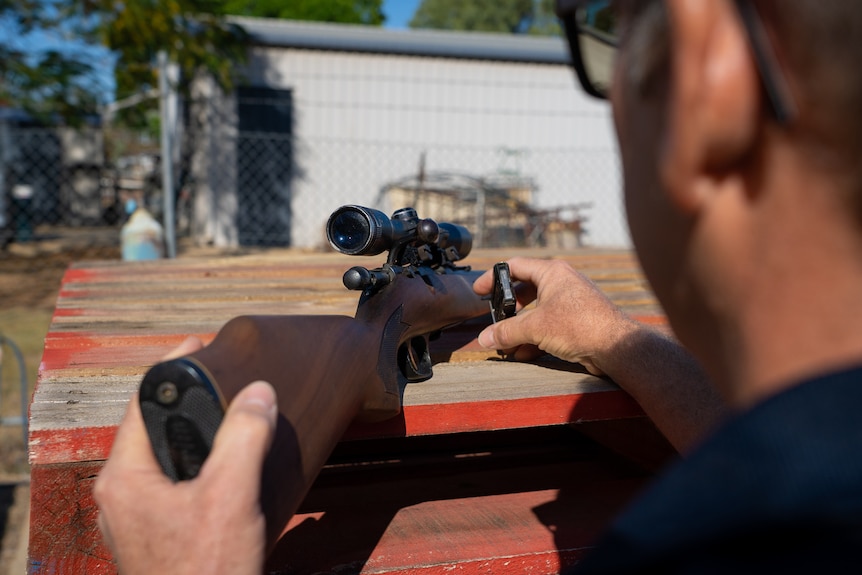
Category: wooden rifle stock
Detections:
[{"x1": 139, "y1": 263, "x2": 487, "y2": 548}]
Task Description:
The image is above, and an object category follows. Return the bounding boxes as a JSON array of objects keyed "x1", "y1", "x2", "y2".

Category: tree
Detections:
[
  {"x1": 409, "y1": 0, "x2": 559, "y2": 35},
  {"x1": 102, "y1": 0, "x2": 386, "y2": 105},
  {"x1": 0, "y1": 0, "x2": 246, "y2": 125},
  {"x1": 85, "y1": 0, "x2": 249, "y2": 125},
  {"x1": 0, "y1": 0, "x2": 106, "y2": 122},
  {"x1": 0, "y1": 0, "x2": 385, "y2": 125},
  {"x1": 222, "y1": 0, "x2": 384, "y2": 25},
  {"x1": 101, "y1": 0, "x2": 384, "y2": 126}
]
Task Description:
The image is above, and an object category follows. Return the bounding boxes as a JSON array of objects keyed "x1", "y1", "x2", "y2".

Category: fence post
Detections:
[{"x1": 158, "y1": 51, "x2": 178, "y2": 258}]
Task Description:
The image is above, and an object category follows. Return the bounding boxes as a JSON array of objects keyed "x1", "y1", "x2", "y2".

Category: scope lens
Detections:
[{"x1": 329, "y1": 209, "x2": 370, "y2": 253}]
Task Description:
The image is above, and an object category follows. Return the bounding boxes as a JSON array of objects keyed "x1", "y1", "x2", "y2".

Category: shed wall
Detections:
[{"x1": 198, "y1": 42, "x2": 627, "y2": 248}]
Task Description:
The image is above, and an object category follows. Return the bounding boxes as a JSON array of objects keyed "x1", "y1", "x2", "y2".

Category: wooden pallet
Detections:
[{"x1": 29, "y1": 248, "x2": 669, "y2": 574}]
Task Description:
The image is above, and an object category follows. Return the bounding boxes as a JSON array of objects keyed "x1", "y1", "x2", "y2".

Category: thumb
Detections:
[
  {"x1": 201, "y1": 381, "x2": 278, "y2": 492},
  {"x1": 477, "y1": 311, "x2": 532, "y2": 350},
  {"x1": 477, "y1": 310, "x2": 547, "y2": 359},
  {"x1": 477, "y1": 323, "x2": 503, "y2": 350}
]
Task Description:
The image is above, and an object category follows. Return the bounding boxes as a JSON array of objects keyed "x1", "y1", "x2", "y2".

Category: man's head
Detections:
[
  {"x1": 557, "y1": 0, "x2": 862, "y2": 183},
  {"x1": 557, "y1": 0, "x2": 862, "y2": 399}
]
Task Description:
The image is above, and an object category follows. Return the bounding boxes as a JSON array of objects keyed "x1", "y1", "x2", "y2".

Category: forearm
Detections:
[{"x1": 596, "y1": 320, "x2": 726, "y2": 452}]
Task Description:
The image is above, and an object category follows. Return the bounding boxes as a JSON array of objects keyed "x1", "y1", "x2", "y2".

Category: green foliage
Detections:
[
  {"x1": 0, "y1": 1, "x2": 104, "y2": 122},
  {"x1": 1, "y1": 0, "x2": 384, "y2": 126},
  {"x1": 1, "y1": 49, "x2": 101, "y2": 120},
  {"x1": 222, "y1": 0, "x2": 385, "y2": 25},
  {"x1": 409, "y1": 0, "x2": 559, "y2": 35},
  {"x1": 90, "y1": 0, "x2": 249, "y2": 113},
  {"x1": 0, "y1": 0, "x2": 247, "y2": 125}
]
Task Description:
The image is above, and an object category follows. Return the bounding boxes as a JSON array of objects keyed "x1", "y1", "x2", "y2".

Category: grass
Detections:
[
  {"x1": 0, "y1": 237, "x2": 117, "y2": 476},
  {"x1": 0, "y1": 308, "x2": 53, "y2": 476}
]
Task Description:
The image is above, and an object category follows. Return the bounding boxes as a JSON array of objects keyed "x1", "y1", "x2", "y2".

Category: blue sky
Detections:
[
  {"x1": 382, "y1": 0, "x2": 422, "y2": 29},
  {"x1": 1, "y1": 1, "x2": 424, "y2": 104}
]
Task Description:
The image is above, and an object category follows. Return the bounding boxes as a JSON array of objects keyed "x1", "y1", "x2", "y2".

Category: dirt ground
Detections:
[{"x1": 0, "y1": 230, "x2": 121, "y2": 574}]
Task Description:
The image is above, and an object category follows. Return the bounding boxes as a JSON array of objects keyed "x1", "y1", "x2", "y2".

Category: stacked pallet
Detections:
[{"x1": 30, "y1": 248, "x2": 667, "y2": 574}]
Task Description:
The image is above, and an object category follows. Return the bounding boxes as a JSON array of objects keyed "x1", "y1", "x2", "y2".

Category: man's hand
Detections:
[
  {"x1": 94, "y1": 337, "x2": 278, "y2": 575},
  {"x1": 473, "y1": 257, "x2": 637, "y2": 376},
  {"x1": 474, "y1": 257, "x2": 726, "y2": 451}
]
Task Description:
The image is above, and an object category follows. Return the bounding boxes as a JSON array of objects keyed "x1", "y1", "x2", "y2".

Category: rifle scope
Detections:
[{"x1": 326, "y1": 205, "x2": 472, "y2": 259}]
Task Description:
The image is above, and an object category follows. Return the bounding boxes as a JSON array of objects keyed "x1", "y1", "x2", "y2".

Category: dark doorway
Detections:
[{"x1": 236, "y1": 86, "x2": 294, "y2": 246}]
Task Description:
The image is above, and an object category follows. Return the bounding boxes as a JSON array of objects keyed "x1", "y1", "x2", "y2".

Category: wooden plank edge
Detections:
[{"x1": 30, "y1": 390, "x2": 643, "y2": 465}]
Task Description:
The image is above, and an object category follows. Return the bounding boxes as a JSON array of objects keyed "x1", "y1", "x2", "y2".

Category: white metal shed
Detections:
[{"x1": 189, "y1": 16, "x2": 627, "y2": 249}]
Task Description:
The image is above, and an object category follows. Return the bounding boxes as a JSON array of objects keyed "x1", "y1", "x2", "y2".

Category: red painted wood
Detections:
[
  {"x1": 345, "y1": 390, "x2": 644, "y2": 441},
  {"x1": 28, "y1": 447, "x2": 647, "y2": 575},
  {"x1": 40, "y1": 332, "x2": 216, "y2": 372},
  {"x1": 266, "y1": 439, "x2": 649, "y2": 575},
  {"x1": 30, "y1": 426, "x2": 117, "y2": 466},
  {"x1": 31, "y1": 250, "x2": 662, "y2": 574},
  {"x1": 30, "y1": 389, "x2": 643, "y2": 466},
  {"x1": 60, "y1": 267, "x2": 99, "y2": 283},
  {"x1": 276, "y1": 491, "x2": 588, "y2": 574},
  {"x1": 28, "y1": 462, "x2": 115, "y2": 574}
]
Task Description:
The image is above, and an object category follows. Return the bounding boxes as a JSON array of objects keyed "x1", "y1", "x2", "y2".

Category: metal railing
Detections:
[{"x1": 0, "y1": 335, "x2": 29, "y2": 447}]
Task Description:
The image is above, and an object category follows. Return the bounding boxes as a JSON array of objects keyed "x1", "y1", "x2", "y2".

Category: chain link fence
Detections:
[
  {"x1": 0, "y1": 118, "x2": 157, "y2": 254},
  {"x1": 1, "y1": 54, "x2": 627, "y2": 267}
]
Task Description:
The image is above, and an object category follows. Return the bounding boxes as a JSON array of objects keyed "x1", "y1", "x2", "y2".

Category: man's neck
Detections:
[
  {"x1": 732, "y1": 259, "x2": 862, "y2": 408},
  {"x1": 678, "y1": 142, "x2": 862, "y2": 409}
]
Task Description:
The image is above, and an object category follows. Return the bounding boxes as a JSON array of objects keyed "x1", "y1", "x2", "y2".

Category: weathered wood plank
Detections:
[
  {"x1": 31, "y1": 248, "x2": 661, "y2": 460},
  {"x1": 30, "y1": 248, "x2": 665, "y2": 575}
]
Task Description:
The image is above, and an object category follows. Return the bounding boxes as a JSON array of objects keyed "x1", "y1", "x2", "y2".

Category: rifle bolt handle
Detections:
[{"x1": 343, "y1": 266, "x2": 393, "y2": 291}]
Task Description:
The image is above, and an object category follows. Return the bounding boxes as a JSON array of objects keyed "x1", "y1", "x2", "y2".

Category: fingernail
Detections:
[
  {"x1": 239, "y1": 381, "x2": 277, "y2": 417},
  {"x1": 477, "y1": 328, "x2": 496, "y2": 349}
]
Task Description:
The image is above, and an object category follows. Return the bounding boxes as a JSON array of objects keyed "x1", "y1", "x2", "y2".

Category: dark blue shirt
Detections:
[{"x1": 573, "y1": 365, "x2": 862, "y2": 574}]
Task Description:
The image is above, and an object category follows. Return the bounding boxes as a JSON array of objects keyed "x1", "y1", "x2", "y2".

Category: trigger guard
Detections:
[{"x1": 399, "y1": 336, "x2": 433, "y2": 382}]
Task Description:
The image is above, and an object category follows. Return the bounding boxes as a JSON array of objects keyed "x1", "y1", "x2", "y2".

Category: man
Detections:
[
  {"x1": 477, "y1": 1, "x2": 862, "y2": 571},
  {"x1": 95, "y1": 0, "x2": 862, "y2": 572}
]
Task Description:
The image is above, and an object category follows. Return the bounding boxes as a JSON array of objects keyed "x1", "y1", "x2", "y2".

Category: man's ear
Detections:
[{"x1": 661, "y1": 0, "x2": 761, "y2": 215}]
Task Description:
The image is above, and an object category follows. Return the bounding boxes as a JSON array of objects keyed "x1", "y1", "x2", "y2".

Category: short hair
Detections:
[
  {"x1": 758, "y1": 1, "x2": 862, "y2": 182},
  {"x1": 627, "y1": 1, "x2": 862, "y2": 217}
]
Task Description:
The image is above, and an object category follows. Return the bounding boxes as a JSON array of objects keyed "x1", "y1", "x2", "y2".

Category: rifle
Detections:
[{"x1": 138, "y1": 205, "x2": 512, "y2": 547}]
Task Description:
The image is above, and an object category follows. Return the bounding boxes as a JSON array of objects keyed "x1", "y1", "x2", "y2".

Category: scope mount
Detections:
[{"x1": 328, "y1": 205, "x2": 472, "y2": 292}]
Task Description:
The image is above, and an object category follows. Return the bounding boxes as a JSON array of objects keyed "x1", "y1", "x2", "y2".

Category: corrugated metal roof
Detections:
[{"x1": 229, "y1": 16, "x2": 571, "y2": 65}]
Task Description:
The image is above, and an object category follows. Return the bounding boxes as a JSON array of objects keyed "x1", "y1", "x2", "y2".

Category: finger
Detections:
[
  {"x1": 472, "y1": 268, "x2": 495, "y2": 296},
  {"x1": 474, "y1": 260, "x2": 540, "y2": 304},
  {"x1": 505, "y1": 257, "x2": 562, "y2": 286},
  {"x1": 512, "y1": 278, "x2": 538, "y2": 308},
  {"x1": 162, "y1": 336, "x2": 205, "y2": 361},
  {"x1": 201, "y1": 381, "x2": 278, "y2": 493},
  {"x1": 499, "y1": 257, "x2": 549, "y2": 303},
  {"x1": 104, "y1": 392, "x2": 167, "y2": 474},
  {"x1": 96, "y1": 511, "x2": 114, "y2": 550},
  {"x1": 95, "y1": 392, "x2": 171, "y2": 521},
  {"x1": 511, "y1": 343, "x2": 544, "y2": 362}
]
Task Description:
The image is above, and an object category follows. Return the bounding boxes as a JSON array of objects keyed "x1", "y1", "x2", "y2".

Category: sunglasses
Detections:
[{"x1": 555, "y1": 0, "x2": 795, "y2": 124}]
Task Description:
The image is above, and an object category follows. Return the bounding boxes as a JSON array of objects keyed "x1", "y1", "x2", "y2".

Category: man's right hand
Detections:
[
  {"x1": 474, "y1": 257, "x2": 725, "y2": 451},
  {"x1": 472, "y1": 257, "x2": 638, "y2": 376}
]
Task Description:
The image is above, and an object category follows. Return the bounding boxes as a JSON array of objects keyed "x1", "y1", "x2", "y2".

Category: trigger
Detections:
[{"x1": 399, "y1": 336, "x2": 433, "y2": 382}]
